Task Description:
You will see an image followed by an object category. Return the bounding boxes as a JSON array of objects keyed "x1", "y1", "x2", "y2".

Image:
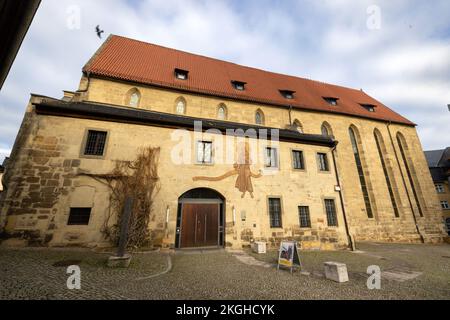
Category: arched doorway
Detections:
[{"x1": 175, "y1": 188, "x2": 225, "y2": 249}]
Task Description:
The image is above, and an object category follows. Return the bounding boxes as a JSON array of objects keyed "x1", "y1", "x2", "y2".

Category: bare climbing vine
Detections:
[{"x1": 80, "y1": 147, "x2": 160, "y2": 248}]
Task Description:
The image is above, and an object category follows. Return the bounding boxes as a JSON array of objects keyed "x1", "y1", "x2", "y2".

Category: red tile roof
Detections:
[{"x1": 83, "y1": 35, "x2": 414, "y2": 126}]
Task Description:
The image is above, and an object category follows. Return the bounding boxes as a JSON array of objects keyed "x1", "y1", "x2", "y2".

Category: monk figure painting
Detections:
[{"x1": 193, "y1": 142, "x2": 262, "y2": 198}]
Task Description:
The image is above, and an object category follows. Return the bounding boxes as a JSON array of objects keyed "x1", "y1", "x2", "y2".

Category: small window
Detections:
[
  {"x1": 446, "y1": 218, "x2": 450, "y2": 236},
  {"x1": 324, "y1": 199, "x2": 338, "y2": 227},
  {"x1": 324, "y1": 97, "x2": 338, "y2": 106},
  {"x1": 435, "y1": 184, "x2": 445, "y2": 193},
  {"x1": 441, "y1": 201, "x2": 450, "y2": 210},
  {"x1": 293, "y1": 120, "x2": 303, "y2": 133},
  {"x1": 317, "y1": 153, "x2": 329, "y2": 171},
  {"x1": 280, "y1": 90, "x2": 295, "y2": 99},
  {"x1": 129, "y1": 92, "x2": 140, "y2": 107},
  {"x1": 68, "y1": 208, "x2": 91, "y2": 225},
  {"x1": 265, "y1": 147, "x2": 278, "y2": 168},
  {"x1": 175, "y1": 68, "x2": 189, "y2": 80},
  {"x1": 84, "y1": 130, "x2": 107, "y2": 156},
  {"x1": 361, "y1": 104, "x2": 376, "y2": 112},
  {"x1": 217, "y1": 104, "x2": 227, "y2": 120},
  {"x1": 231, "y1": 80, "x2": 246, "y2": 91},
  {"x1": 298, "y1": 206, "x2": 311, "y2": 228},
  {"x1": 321, "y1": 124, "x2": 331, "y2": 136},
  {"x1": 292, "y1": 150, "x2": 304, "y2": 170},
  {"x1": 255, "y1": 110, "x2": 264, "y2": 125},
  {"x1": 197, "y1": 141, "x2": 213, "y2": 164},
  {"x1": 176, "y1": 99, "x2": 186, "y2": 114},
  {"x1": 268, "y1": 198, "x2": 282, "y2": 228}
]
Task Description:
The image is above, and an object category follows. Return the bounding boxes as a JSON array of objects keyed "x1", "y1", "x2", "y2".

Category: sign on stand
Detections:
[{"x1": 277, "y1": 241, "x2": 302, "y2": 274}]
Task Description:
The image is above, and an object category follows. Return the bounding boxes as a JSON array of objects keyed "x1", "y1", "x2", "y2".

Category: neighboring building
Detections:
[
  {"x1": 425, "y1": 148, "x2": 450, "y2": 235},
  {"x1": 0, "y1": 0, "x2": 41, "y2": 90},
  {"x1": 0, "y1": 35, "x2": 445, "y2": 249}
]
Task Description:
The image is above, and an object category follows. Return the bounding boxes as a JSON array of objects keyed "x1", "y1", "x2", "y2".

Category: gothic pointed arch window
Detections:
[
  {"x1": 321, "y1": 122, "x2": 333, "y2": 137},
  {"x1": 217, "y1": 104, "x2": 227, "y2": 120},
  {"x1": 125, "y1": 88, "x2": 141, "y2": 108},
  {"x1": 255, "y1": 109, "x2": 265, "y2": 125},
  {"x1": 175, "y1": 97, "x2": 186, "y2": 115},
  {"x1": 293, "y1": 119, "x2": 303, "y2": 133},
  {"x1": 374, "y1": 129, "x2": 399, "y2": 217},
  {"x1": 349, "y1": 126, "x2": 374, "y2": 218},
  {"x1": 396, "y1": 132, "x2": 424, "y2": 217}
]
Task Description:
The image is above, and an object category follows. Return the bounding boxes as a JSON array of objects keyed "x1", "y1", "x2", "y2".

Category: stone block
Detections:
[
  {"x1": 107, "y1": 254, "x2": 132, "y2": 268},
  {"x1": 324, "y1": 261, "x2": 349, "y2": 283},
  {"x1": 252, "y1": 241, "x2": 266, "y2": 254}
]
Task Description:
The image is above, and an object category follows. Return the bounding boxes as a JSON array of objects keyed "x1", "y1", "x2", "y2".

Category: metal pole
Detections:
[{"x1": 117, "y1": 196, "x2": 133, "y2": 257}]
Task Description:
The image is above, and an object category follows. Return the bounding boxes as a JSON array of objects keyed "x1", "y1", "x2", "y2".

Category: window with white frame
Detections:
[
  {"x1": 265, "y1": 147, "x2": 278, "y2": 168},
  {"x1": 441, "y1": 201, "x2": 450, "y2": 210},
  {"x1": 197, "y1": 141, "x2": 213, "y2": 164},
  {"x1": 435, "y1": 184, "x2": 445, "y2": 193}
]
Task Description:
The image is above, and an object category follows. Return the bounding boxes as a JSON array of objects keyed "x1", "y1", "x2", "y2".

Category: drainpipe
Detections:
[
  {"x1": 331, "y1": 141, "x2": 355, "y2": 251},
  {"x1": 288, "y1": 105, "x2": 293, "y2": 126},
  {"x1": 386, "y1": 122, "x2": 424, "y2": 243}
]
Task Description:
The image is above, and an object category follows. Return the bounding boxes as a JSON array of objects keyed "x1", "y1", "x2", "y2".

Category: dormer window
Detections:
[
  {"x1": 361, "y1": 104, "x2": 376, "y2": 112},
  {"x1": 280, "y1": 90, "x2": 295, "y2": 99},
  {"x1": 231, "y1": 80, "x2": 246, "y2": 91},
  {"x1": 175, "y1": 68, "x2": 189, "y2": 80},
  {"x1": 324, "y1": 97, "x2": 339, "y2": 106}
]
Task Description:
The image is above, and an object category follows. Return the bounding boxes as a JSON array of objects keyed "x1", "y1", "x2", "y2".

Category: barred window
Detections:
[
  {"x1": 197, "y1": 141, "x2": 212, "y2": 164},
  {"x1": 298, "y1": 206, "x2": 311, "y2": 228},
  {"x1": 268, "y1": 198, "x2": 282, "y2": 228},
  {"x1": 84, "y1": 130, "x2": 107, "y2": 156},
  {"x1": 68, "y1": 208, "x2": 91, "y2": 225},
  {"x1": 292, "y1": 150, "x2": 304, "y2": 169},
  {"x1": 265, "y1": 147, "x2": 278, "y2": 168},
  {"x1": 317, "y1": 153, "x2": 329, "y2": 171},
  {"x1": 324, "y1": 199, "x2": 338, "y2": 227}
]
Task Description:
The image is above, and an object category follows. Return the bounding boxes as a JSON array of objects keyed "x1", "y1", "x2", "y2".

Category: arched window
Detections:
[
  {"x1": 217, "y1": 104, "x2": 227, "y2": 120},
  {"x1": 293, "y1": 119, "x2": 303, "y2": 133},
  {"x1": 175, "y1": 97, "x2": 186, "y2": 115},
  {"x1": 321, "y1": 122, "x2": 333, "y2": 137},
  {"x1": 374, "y1": 129, "x2": 399, "y2": 217},
  {"x1": 349, "y1": 126, "x2": 374, "y2": 218},
  {"x1": 396, "y1": 132, "x2": 423, "y2": 217},
  {"x1": 255, "y1": 109, "x2": 265, "y2": 125},
  {"x1": 125, "y1": 88, "x2": 141, "y2": 108}
]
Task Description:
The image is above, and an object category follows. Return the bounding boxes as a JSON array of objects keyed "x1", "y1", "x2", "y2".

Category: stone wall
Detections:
[{"x1": 0, "y1": 76, "x2": 446, "y2": 248}]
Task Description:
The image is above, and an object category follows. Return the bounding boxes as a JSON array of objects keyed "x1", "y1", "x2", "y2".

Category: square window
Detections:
[
  {"x1": 317, "y1": 153, "x2": 329, "y2": 171},
  {"x1": 175, "y1": 68, "x2": 188, "y2": 80},
  {"x1": 441, "y1": 201, "x2": 450, "y2": 210},
  {"x1": 268, "y1": 198, "x2": 282, "y2": 228},
  {"x1": 231, "y1": 81, "x2": 246, "y2": 91},
  {"x1": 298, "y1": 206, "x2": 311, "y2": 228},
  {"x1": 323, "y1": 97, "x2": 338, "y2": 106},
  {"x1": 84, "y1": 130, "x2": 107, "y2": 156},
  {"x1": 435, "y1": 184, "x2": 444, "y2": 193},
  {"x1": 197, "y1": 141, "x2": 213, "y2": 164},
  {"x1": 292, "y1": 150, "x2": 304, "y2": 170},
  {"x1": 68, "y1": 208, "x2": 91, "y2": 225},
  {"x1": 265, "y1": 147, "x2": 278, "y2": 168}
]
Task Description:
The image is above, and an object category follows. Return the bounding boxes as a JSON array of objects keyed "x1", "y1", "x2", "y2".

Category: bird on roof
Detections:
[{"x1": 95, "y1": 25, "x2": 104, "y2": 39}]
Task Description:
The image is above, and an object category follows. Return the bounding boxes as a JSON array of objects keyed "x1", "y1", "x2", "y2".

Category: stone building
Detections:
[
  {"x1": 0, "y1": 35, "x2": 446, "y2": 249},
  {"x1": 425, "y1": 148, "x2": 450, "y2": 235}
]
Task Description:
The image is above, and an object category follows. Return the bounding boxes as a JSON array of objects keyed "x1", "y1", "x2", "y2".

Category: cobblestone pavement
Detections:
[{"x1": 0, "y1": 242, "x2": 449, "y2": 300}]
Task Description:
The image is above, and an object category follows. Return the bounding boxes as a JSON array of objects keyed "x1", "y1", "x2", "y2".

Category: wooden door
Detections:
[{"x1": 180, "y1": 203, "x2": 219, "y2": 248}]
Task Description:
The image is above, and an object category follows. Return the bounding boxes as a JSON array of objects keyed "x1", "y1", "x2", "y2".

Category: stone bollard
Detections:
[{"x1": 324, "y1": 261, "x2": 349, "y2": 283}]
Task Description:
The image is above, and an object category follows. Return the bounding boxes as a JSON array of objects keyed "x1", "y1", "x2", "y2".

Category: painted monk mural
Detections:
[{"x1": 193, "y1": 142, "x2": 262, "y2": 198}]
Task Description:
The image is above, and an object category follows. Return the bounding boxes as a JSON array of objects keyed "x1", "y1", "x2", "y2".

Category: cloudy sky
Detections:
[{"x1": 1, "y1": 0, "x2": 449, "y2": 162}]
